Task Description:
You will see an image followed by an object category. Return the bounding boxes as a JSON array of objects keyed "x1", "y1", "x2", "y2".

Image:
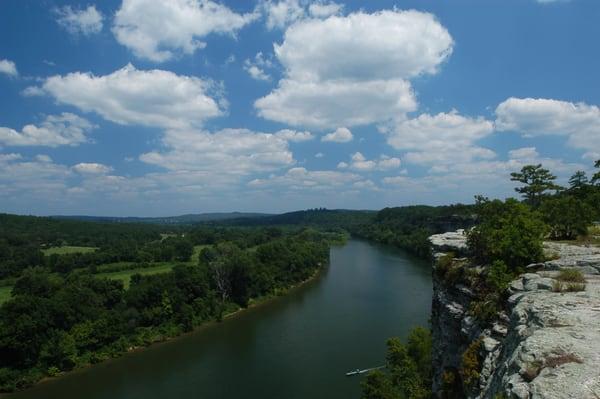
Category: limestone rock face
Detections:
[
  {"x1": 542, "y1": 241, "x2": 600, "y2": 274},
  {"x1": 429, "y1": 229, "x2": 468, "y2": 256},
  {"x1": 430, "y1": 231, "x2": 600, "y2": 399},
  {"x1": 486, "y1": 273, "x2": 600, "y2": 399}
]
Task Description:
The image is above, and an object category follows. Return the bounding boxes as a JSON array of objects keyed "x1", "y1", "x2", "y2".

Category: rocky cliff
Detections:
[{"x1": 430, "y1": 231, "x2": 600, "y2": 399}]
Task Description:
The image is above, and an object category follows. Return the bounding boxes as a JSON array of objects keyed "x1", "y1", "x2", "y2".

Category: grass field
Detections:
[
  {"x1": 96, "y1": 263, "x2": 176, "y2": 288},
  {"x1": 0, "y1": 286, "x2": 12, "y2": 305},
  {"x1": 0, "y1": 245, "x2": 209, "y2": 301},
  {"x1": 190, "y1": 245, "x2": 209, "y2": 263},
  {"x1": 42, "y1": 246, "x2": 98, "y2": 256}
]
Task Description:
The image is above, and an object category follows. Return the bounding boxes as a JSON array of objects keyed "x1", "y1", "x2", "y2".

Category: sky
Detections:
[{"x1": 1, "y1": 0, "x2": 599, "y2": 216}]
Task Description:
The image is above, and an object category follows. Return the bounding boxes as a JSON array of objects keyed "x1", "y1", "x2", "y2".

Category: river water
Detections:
[{"x1": 10, "y1": 239, "x2": 432, "y2": 399}]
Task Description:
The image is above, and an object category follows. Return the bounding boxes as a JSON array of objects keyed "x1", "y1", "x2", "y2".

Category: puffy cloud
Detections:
[
  {"x1": 55, "y1": 5, "x2": 103, "y2": 36},
  {"x1": 0, "y1": 153, "x2": 72, "y2": 198},
  {"x1": 140, "y1": 128, "x2": 294, "y2": 175},
  {"x1": 0, "y1": 113, "x2": 95, "y2": 147},
  {"x1": 21, "y1": 86, "x2": 45, "y2": 97},
  {"x1": 113, "y1": 0, "x2": 257, "y2": 62},
  {"x1": 338, "y1": 152, "x2": 401, "y2": 171},
  {"x1": 387, "y1": 110, "x2": 495, "y2": 165},
  {"x1": 307, "y1": 2, "x2": 343, "y2": 18},
  {"x1": 274, "y1": 129, "x2": 314, "y2": 142},
  {"x1": 259, "y1": 0, "x2": 343, "y2": 29},
  {"x1": 72, "y1": 163, "x2": 113, "y2": 175},
  {"x1": 256, "y1": 10, "x2": 452, "y2": 128},
  {"x1": 248, "y1": 167, "x2": 362, "y2": 190},
  {"x1": 257, "y1": 79, "x2": 416, "y2": 128},
  {"x1": 275, "y1": 10, "x2": 453, "y2": 82},
  {"x1": 40, "y1": 64, "x2": 224, "y2": 129},
  {"x1": 508, "y1": 147, "x2": 539, "y2": 161},
  {"x1": 0, "y1": 59, "x2": 18, "y2": 77},
  {"x1": 322, "y1": 127, "x2": 353, "y2": 143},
  {"x1": 495, "y1": 97, "x2": 600, "y2": 153},
  {"x1": 260, "y1": 0, "x2": 305, "y2": 30},
  {"x1": 243, "y1": 52, "x2": 274, "y2": 81}
]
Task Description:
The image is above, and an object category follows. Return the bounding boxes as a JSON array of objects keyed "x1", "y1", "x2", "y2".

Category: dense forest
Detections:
[{"x1": 0, "y1": 225, "x2": 332, "y2": 391}]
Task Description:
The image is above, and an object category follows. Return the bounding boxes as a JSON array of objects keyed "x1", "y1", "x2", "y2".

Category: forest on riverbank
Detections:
[{"x1": 0, "y1": 222, "x2": 332, "y2": 392}]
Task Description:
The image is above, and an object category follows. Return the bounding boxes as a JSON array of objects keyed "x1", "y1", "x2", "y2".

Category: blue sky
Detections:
[{"x1": 1, "y1": 0, "x2": 599, "y2": 216}]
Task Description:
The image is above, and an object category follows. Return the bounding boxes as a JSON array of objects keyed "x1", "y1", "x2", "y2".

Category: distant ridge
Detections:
[
  {"x1": 217, "y1": 208, "x2": 376, "y2": 227},
  {"x1": 51, "y1": 212, "x2": 272, "y2": 225}
]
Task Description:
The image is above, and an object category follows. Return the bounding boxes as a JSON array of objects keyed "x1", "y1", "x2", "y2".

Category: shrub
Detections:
[
  {"x1": 540, "y1": 195, "x2": 592, "y2": 240},
  {"x1": 552, "y1": 281, "x2": 586, "y2": 292},
  {"x1": 436, "y1": 252, "x2": 455, "y2": 275},
  {"x1": 556, "y1": 268, "x2": 586, "y2": 283},
  {"x1": 468, "y1": 198, "x2": 547, "y2": 271},
  {"x1": 460, "y1": 339, "x2": 482, "y2": 388},
  {"x1": 469, "y1": 293, "x2": 502, "y2": 324},
  {"x1": 486, "y1": 260, "x2": 513, "y2": 292}
]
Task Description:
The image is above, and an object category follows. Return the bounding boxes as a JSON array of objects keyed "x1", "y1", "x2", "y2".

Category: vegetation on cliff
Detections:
[{"x1": 361, "y1": 327, "x2": 432, "y2": 399}]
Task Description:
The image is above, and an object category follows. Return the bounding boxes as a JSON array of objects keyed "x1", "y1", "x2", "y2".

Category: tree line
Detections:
[{"x1": 0, "y1": 229, "x2": 331, "y2": 392}]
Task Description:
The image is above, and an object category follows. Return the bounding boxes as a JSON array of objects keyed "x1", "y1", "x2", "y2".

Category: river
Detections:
[{"x1": 9, "y1": 239, "x2": 432, "y2": 399}]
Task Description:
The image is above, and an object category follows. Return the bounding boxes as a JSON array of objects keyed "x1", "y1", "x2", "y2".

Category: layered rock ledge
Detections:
[{"x1": 429, "y1": 231, "x2": 600, "y2": 399}]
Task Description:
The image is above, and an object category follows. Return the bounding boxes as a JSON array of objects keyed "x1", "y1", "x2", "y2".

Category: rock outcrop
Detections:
[
  {"x1": 429, "y1": 229, "x2": 468, "y2": 257},
  {"x1": 430, "y1": 232, "x2": 600, "y2": 399}
]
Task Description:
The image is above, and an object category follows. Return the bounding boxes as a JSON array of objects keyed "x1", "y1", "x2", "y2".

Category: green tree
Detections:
[
  {"x1": 593, "y1": 159, "x2": 600, "y2": 185},
  {"x1": 361, "y1": 370, "x2": 400, "y2": 399},
  {"x1": 510, "y1": 164, "x2": 561, "y2": 207},
  {"x1": 540, "y1": 195, "x2": 592, "y2": 240},
  {"x1": 39, "y1": 330, "x2": 77, "y2": 371},
  {"x1": 569, "y1": 170, "x2": 589, "y2": 191},
  {"x1": 467, "y1": 197, "x2": 547, "y2": 270}
]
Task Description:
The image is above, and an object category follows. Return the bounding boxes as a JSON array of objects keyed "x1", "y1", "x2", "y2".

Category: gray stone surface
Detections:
[
  {"x1": 430, "y1": 230, "x2": 600, "y2": 399},
  {"x1": 486, "y1": 274, "x2": 600, "y2": 399},
  {"x1": 429, "y1": 229, "x2": 468, "y2": 254},
  {"x1": 543, "y1": 241, "x2": 600, "y2": 274}
]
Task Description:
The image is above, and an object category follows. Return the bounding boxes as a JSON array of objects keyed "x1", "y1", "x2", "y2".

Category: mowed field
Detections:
[
  {"x1": 96, "y1": 263, "x2": 175, "y2": 289},
  {"x1": 0, "y1": 286, "x2": 12, "y2": 305},
  {"x1": 0, "y1": 245, "x2": 209, "y2": 303},
  {"x1": 42, "y1": 246, "x2": 98, "y2": 256}
]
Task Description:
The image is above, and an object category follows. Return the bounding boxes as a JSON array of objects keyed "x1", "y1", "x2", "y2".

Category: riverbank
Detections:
[
  {"x1": 1, "y1": 263, "x2": 327, "y2": 395},
  {"x1": 5, "y1": 239, "x2": 432, "y2": 399}
]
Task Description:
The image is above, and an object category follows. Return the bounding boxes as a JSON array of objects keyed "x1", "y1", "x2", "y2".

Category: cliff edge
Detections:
[{"x1": 429, "y1": 231, "x2": 600, "y2": 399}]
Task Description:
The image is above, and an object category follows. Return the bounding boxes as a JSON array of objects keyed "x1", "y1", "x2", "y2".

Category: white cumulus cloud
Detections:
[
  {"x1": 243, "y1": 52, "x2": 274, "y2": 81},
  {"x1": 55, "y1": 5, "x2": 103, "y2": 36},
  {"x1": 338, "y1": 152, "x2": 401, "y2": 171},
  {"x1": 40, "y1": 64, "x2": 224, "y2": 129},
  {"x1": 140, "y1": 128, "x2": 294, "y2": 175},
  {"x1": 388, "y1": 110, "x2": 495, "y2": 165},
  {"x1": 322, "y1": 127, "x2": 353, "y2": 143},
  {"x1": 255, "y1": 10, "x2": 452, "y2": 128},
  {"x1": 308, "y1": 2, "x2": 343, "y2": 18},
  {"x1": 113, "y1": 0, "x2": 257, "y2": 62},
  {"x1": 0, "y1": 59, "x2": 18, "y2": 77},
  {"x1": 495, "y1": 97, "x2": 600, "y2": 154},
  {"x1": 0, "y1": 113, "x2": 95, "y2": 147},
  {"x1": 73, "y1": 162, "x2": 113, "y2": 175},
  {"x1": 274, "y1": 129, "x2": 314, "y2": 142}
]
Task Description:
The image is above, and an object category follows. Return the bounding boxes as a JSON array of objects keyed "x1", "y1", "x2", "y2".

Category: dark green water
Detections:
[{"x1": 10, "y1": 240, "x2": 432, "y2": 399}]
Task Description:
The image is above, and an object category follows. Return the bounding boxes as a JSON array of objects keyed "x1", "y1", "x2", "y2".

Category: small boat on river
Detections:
[{"x1": 345, "y1": 365, "x2": 385, "y2": 376}]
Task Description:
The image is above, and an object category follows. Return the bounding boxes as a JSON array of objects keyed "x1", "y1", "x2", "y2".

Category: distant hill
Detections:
[
  {"x1": 219, "y1": 208, "x2": 377, "y2": 228},
  {"x1": 52, "y1": 212, "x2": 271, "y2": 225}
]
